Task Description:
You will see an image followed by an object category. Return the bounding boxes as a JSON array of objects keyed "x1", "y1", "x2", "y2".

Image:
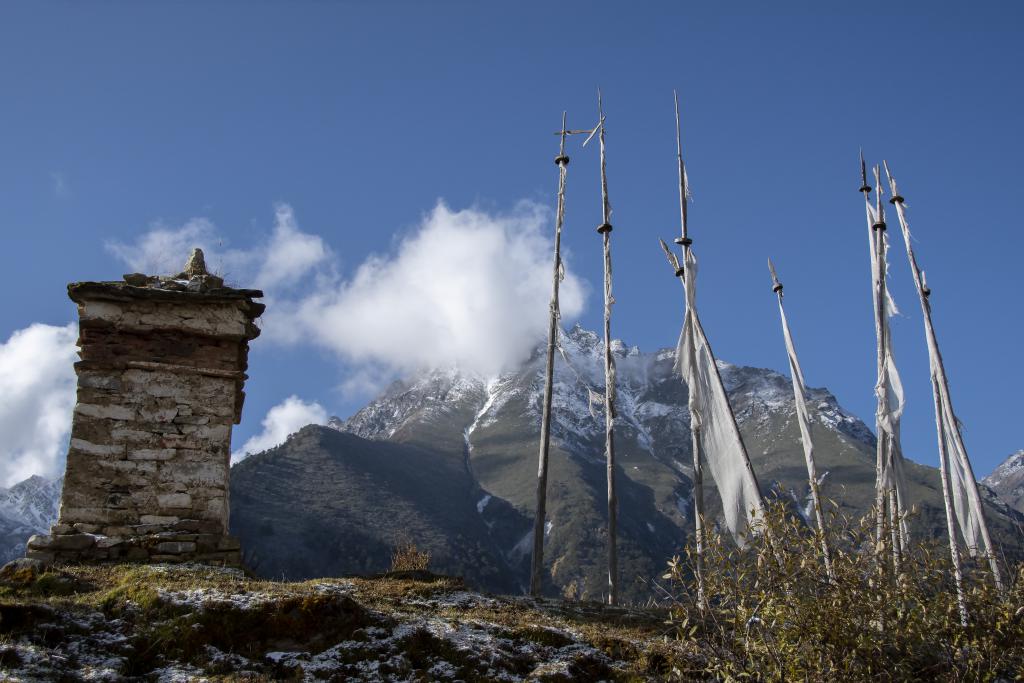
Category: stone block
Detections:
[
  {"x1": 74, "y1": 403, "x2": 135, "y2": 421},
  {"x1": 172, "y1": 415, "x2": 209, "y2": 425},
  {"x1": 79, "y1": 374, "x2": 122, "y2": 391},
  {"x1": 70, "y1": 438, "x2": 127, "y2": 457},
  {"x1": 50, "y1": 534, "x2": 97, "y2": 551},
  {"x1": 138, "y1": 407, "x2": 178, "y2": 422},
  {"x1": 128, "y1": 448, "x2": 175, "y2": 461},
  {"x1": 124, "y1": 547, "x2": 150, "y2": 562},
  {"x1": 171, "y1": 519, "x2": 224, "y2": 534},
  {"x1": 58, "y1": 506, "x2": 111, "y2": 524},
  {"x1": 25, "y1": 550, "x2": 56, "y2": 564},
  {"x1": 140, "y1": 514, "x2": 179, "y2": 525},
  {"x1": 157, "y1": 492, "x2": 192, "y2": 509},
  {"x1": 26, "y1": 535, "x2": 53, "y2": 550},
  {"x1": 112, "y1": 427, "x2": 160, "y2": 443},
  {"x1": 153, "y1": 540, "x2": 195, "y2": 557}
]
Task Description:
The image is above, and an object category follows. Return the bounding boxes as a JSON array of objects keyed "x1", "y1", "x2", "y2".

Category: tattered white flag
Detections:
[
  {"x1": 886, "y1": 168, "x2": 1001, "y2": 585},
  {"x1": 777, "y1": 299, "x2": 824, "y2": 520},
  {"x1": 937, "y1": 383, "x2": 984, "y2": 555},
  {"x1": 866, "y1": 201, "x2": 910, "y2": 531},
  {"x1": 675, "y1": 248, "x2": 765, "y2": 544}
]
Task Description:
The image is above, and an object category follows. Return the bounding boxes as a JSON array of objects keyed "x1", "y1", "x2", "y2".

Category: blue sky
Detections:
[{"x1": 0, "y1": 1, "x2": 1021, "y2": 482}]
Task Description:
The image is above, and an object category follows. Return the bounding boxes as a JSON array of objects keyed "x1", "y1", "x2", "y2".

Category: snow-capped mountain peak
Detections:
[{"x1": 0, "y1": 475, "x2": 63, "y2": 564}]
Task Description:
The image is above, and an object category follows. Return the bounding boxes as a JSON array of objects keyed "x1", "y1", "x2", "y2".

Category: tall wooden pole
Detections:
[
  {"x1": 933, "y1": 378, "x2": 970, "y2": 625},
  {"x1": 768, "y1": 259, "x2": 836, "y2": 583},
  {"x1": 660, "y1": 238, "x2": 706, "y2": 610},
  {"x1": 874, "y1": 164, "x2": 906, "y2": 575},
  {"x1": 530, "y1": 113, "x2": 572, "y2": 597},
  {"x1": 885, "y1": 162, "x2": 1004, "y2": 596},
  {"x1": 861, "y1": 154, "x2": 901, "y2": 572},
  {"x1": 668, "y1": 90, "x2": 706, "y2": 609},
  {"x1": 592, "y1": 90, "x2": 619, "y2": 606}
]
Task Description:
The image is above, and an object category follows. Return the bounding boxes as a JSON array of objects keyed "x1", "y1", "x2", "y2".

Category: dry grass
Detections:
[
  {"x1": 662, "y1": 502, "x2": 1024, "y2": 681},
  {"x1": 389, "y1": 539, "x2": 431, "y2": 572}
]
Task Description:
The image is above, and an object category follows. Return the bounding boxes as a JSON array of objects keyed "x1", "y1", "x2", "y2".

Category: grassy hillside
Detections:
[{"x1": 0, "y1": 563, "x2": 691, "y2": 681}]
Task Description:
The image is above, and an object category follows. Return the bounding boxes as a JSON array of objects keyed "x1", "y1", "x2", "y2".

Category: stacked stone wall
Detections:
[{"x1": 26, "y1": 266, "x2": 263, "y2": 567}]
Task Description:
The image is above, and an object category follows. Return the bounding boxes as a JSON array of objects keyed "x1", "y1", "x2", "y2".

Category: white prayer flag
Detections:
[
  {"x1": 866, "y1": 202, "x2": 910, "y2": 529},
  {"x1": 675, "y1": 248, "x2": 764, "y2": 544},
  {"x1": 918, "y1": 252, "x2": 986, "y2": 556}
]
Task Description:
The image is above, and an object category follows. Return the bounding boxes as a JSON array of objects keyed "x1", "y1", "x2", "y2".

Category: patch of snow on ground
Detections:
[
  {"x1": 406, "y1": 590, "x2": 501, "y2": 610},
  {"x1": 153, "y1": 664, "x2": 210, "y2": 683},
  {"x1": 476, "y1": 494, "x2": 492, "y2": 514},
  {"x1": 158, "y1": 587, "x2": 276, "y2": 610},
  {"x1": 676, "y1": 494, "x2": 691, "y2": 522}
]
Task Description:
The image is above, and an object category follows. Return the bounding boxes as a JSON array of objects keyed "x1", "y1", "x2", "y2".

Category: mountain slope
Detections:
[
  {"x1": 984, "y1": 450, "x2": 1024, "y2": 515},
  {"x1": 0, "y1": 475, "x2": 63, "y2": 564},
  {"x1": 231, "y1": 324, "x2": 1020, "y2": 602},
  {"x1": 229, "y1": 426, "x2": 530, "y2": 593}
]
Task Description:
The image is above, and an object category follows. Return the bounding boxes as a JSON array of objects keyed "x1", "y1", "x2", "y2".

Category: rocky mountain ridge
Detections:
[
  {"x1": 234, "y1": 324, "x2": 1024, "y2": 601},
  {"x1": 983, "y1": 449, "x2": 1024, "y2": 515},
  {"x1": 0, "y1": 476, "x2": 62, "y2": 565}
]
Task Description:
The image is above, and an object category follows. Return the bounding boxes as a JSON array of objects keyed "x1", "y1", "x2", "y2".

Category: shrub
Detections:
[
  {"x1": 390, "y1": 539, "x2": 431, "y2": 573},
  {"x1": 662, "y1": 502, "x2": 1024, "y2": 680}
]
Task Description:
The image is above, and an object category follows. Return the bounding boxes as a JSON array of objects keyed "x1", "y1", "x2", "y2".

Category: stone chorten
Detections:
[{"x1": 26, "y1": 250, "x2": 264, "y2": 565}]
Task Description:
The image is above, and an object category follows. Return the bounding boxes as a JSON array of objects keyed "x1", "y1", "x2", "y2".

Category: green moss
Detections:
[
  {"x1": 123, "y1": 590, "x2": 376, "y2": 675},
  {"x1": 97, "y1": 583, "x2": 164, "y2": 616},
  {"x1": 509, "y1": 624, "x2": 575, "y2": 648}
]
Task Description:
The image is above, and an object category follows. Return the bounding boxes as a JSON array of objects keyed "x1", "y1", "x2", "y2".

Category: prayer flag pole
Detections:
[
  {"x1": 529, "y1": 112, "x2": 573, "y2": 597},
  {"x1": 767, "y1": 259, "x2": 836, "y2": 583},
  {"x1": 884, "y1": 162, "x2": 1004, "y2": 613}
]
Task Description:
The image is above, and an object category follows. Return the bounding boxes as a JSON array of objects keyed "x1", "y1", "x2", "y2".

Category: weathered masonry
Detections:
[{"x1": 27, "y1": 250, "x2": 263, "y2": 565}]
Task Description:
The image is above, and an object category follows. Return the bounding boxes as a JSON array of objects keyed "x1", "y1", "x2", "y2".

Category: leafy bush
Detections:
[
  {"x1": 663, "y1": 502, "x2": 1024, "y2": 680},
  {"x1": 390, "y1": 538, "x2": 431, "y2": 573}
]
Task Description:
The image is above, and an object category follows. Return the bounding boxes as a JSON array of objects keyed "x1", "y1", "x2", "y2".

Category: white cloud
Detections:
[
  {"x1": 270, "y1": 201, "x2": 586, "y2": 377},
  {"x1": 104, "y1": 203, "x2": 329, "y2": 286},
  {"x1": 108, "y1": 199, "x2": 587, "y2": 384},
  {"x1": 231, "y1": 395, "x2": 328, "y2": 464},
  {"x1": 106, "y1": 218, "x2": 222, "y2": 276},
  {"x1": 0, "y1": 323, "x2": 78, "y2": 486},
  {"x1": 256, "y1": 204, "x2": 331, "y2": 289}
]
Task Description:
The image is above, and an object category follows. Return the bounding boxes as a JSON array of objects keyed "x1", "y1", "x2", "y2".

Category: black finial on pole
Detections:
[
  {"x1": 883, "y1": 160, "x2": 904, "y2": 205},
  {"x1": 768, "y1": 257, "x2": 784, "y2": 294},
  {"x1": 872, "y1": 165, "x2": 886, "y2": 231},
  {"x1": 859, "y1": 148, "x2": 872, "y2": 194}
]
